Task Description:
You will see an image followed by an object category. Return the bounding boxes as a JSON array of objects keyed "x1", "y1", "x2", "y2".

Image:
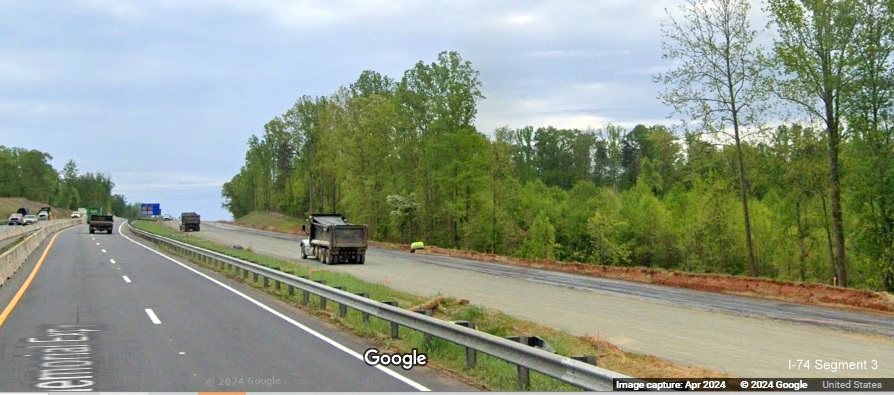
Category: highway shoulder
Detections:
[{"x1": 119, "y1": 224, "x2": 480, "y2": 392}]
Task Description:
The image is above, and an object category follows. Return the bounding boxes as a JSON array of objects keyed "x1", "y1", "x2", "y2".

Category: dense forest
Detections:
[
  {"x1": 222, "y1": 0, "x2": 894, "y2": 292},
  {"x1": 0, "y1": 146, "x2": 138, "y2": 218}
]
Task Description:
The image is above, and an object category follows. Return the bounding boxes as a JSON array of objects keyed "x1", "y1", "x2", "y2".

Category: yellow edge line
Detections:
[{"x1": 0, "y1": 226, "x2": 73, "y2": 329}]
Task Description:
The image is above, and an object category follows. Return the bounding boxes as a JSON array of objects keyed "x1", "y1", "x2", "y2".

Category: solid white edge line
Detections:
[
  {"x1": 118, "y1": 221, "x2": 430, "y2": 392},
  {"x1": 145, "y1": 308, "x2": 161, "y2": 324},
  {"x1": 123, "y1": 275, "x2": 131, "y2": 283}
]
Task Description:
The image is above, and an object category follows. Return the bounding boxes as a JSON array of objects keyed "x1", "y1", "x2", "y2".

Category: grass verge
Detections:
[
  {"x1": 0, "y1": 236, "x2": 26, "y2": 255},
  {"x1": 131, "y1": 219, "x2": 732, "y2": 391}
]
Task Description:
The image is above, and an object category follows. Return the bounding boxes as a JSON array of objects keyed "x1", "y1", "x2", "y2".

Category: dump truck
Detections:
[
  {"x1": 86, "y1": 207, "x2": 101, "y2": 219},
  {"x1": 300, "y1": 214, "x2": 368, "y2": 264},
  {"x1": 179, "y1": 212, "x2": 200, "y2": 232},
  {"x1": 88, "y1": 214, "x2": 114, "y2": 234}
]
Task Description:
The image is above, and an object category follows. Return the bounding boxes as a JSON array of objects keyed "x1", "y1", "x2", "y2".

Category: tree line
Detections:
[
  {"x1": 0, "y1": 146, "x2": 138, "y2": 218},
  {"x1": 223, "y1": 0, "x2": 894, "y2": 292}
]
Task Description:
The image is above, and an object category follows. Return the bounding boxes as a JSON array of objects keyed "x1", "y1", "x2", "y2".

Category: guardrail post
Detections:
[
  {"x1": 453, "y1": 321, "x2": 477, "y2": 368},
  {"x1": 382, "y1": 301, "x2": 399, "y2": 338},
  {"x1": 517, "y1": 365, "x2": 530, "y2": 389},
  {"x1": 314, "y1": 280, "x2": 327, "y2": 309},
  {"x1": 414, "y1": 309, "x2": 433, "y2": 348},
  {"x1": 288, "y1": 274, "x2": 303, "y2": 297},
  {"x1": 253, "y1": 272, "x2": 259, "y2": 283},
  {"x1": 297, "y1": 277, "x2": 309, "y2": 303},
  {"x1": 263, "y1": 276, "x2": 270, "y2": 288},
  {"x1": 507, "y1": 336, "x2": 532, "y2": 388},
  {"x1": 334, "y1": 286, "x2": 347, "y2": 317},
  {"x1": 242, "y1": 268, "x2": 248, "y2": 279},
  {"x1": 354, "y1": 292, "x2": 370, "y2": 322},
  {"x1": 506, "y1": 335, "x2": 555, "y2": 389},
  {"x1": 508, "y1": 336, "x2": 532, "y2": 388},
  {"x1": 269, "y1": 265, "x2": 281, "y2": 291}
]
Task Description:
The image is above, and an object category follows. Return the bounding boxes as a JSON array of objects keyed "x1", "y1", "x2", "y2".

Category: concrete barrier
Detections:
[
  {"x1": 0, "y1": 219, "x2": 82, "y2": 287},
  {"x1": 0, "y1": 218, "x2": 75, "y2": 242}
]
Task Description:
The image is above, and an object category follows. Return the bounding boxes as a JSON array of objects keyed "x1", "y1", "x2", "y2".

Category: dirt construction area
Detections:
[
  {"x1": 174, "y1": 221, "x2": 894, "y2": 378},
  {"x1": 225, "y1": 219, "x2": 894, "y2": 314}
]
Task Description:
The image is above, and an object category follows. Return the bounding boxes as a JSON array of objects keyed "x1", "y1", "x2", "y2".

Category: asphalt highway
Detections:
[
  {"x1": 190, "y1": 221, "x2": 894, "y2": 378},
  {"x1": 0, "y1": 220, "x2": 474, "y2": 391}
]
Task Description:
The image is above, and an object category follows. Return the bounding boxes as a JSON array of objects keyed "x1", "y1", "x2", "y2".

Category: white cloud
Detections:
[
  {"x1": 73, "y1": 0, "x2": 147, "y2": 20},
  {"x1": 111, "y1": 171, "x2": 229, "y2": 190},
  {"x1": 522, "y1": 49, "x2": 632, "y2": 59},
  {"x1": 615, "y1": 64, "x2": 674, "y2": 76},
  {"x1": 503, "y1": 13, "x2": 536, "y2": 26},
  {"x1": 2, "y1": 0, "x2": 704, "y2": 217},
  {"x1": 206, "y1": 0, "x2": 407, "y2": 29},
  {"x1": 0, "y1": 59, "x2": 44, "y2": 83},
  {"x1": 0, "y1": 99, "x2": 101, "y2": 118}
]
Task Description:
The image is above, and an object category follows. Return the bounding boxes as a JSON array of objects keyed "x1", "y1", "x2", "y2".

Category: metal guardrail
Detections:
[{"x1": 128, "y1": 222, "x2": 633, "y2": 391}]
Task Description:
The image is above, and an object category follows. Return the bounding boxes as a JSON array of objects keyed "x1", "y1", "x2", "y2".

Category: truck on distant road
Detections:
[
  {"x1": 86, "y1": 207, "x2": 101, "y2": 219},
  {"x1": 179, "y1": 212, "x2": 200, "y2": 232},
  {"x1": 88, "y1": 215, "x2": 114, "y2": 234},
  {"x1": 300, "y1": 213, "x2": 368, "y2": 264}
]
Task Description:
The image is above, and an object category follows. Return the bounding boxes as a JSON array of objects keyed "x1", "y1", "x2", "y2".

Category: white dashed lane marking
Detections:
[{"x1": 145, "y1": 308, "x2": 161, "y2": 325}]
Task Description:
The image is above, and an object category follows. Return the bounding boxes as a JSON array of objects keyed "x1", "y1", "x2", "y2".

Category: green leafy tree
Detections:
[
  {"x1": 844, "y1": 0, "x2": 894, "y2": 290},
  {"x1": 767, "y1": 0, "x2": 860, "y2": 286},
  {"x1": 657, "y1": 0, "x2": 772, "y2": 277},
  {"x1": 599, "y1": 124, "x2": 626, "y2": 190},
  {"x1": 518, "y1": 211, "x2": 557, "y2": 260},
  {"x1": 587, "y1": 210, "x2": 630, "y2": 266}
]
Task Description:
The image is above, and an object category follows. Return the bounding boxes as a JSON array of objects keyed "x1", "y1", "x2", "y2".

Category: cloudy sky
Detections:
[{"x1": 1, "y1": 0, "x2": 695, "y2": 220}]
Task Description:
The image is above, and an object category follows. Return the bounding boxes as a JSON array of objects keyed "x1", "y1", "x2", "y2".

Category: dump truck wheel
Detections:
[
  {"x1": 89, "y1": 229, "x2": 94, "y2": 234},
  {"x1": 321, "y1": 249, "x2": 328, "y2": 264},
  {"x1": 301, "y1": 247, "x2": 307, "y2": 260}
]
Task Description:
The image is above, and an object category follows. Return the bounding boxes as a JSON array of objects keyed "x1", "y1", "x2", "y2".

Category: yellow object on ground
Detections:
[{"x1": 410, "y1": 241, "x2": 425, "y2": 252}]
